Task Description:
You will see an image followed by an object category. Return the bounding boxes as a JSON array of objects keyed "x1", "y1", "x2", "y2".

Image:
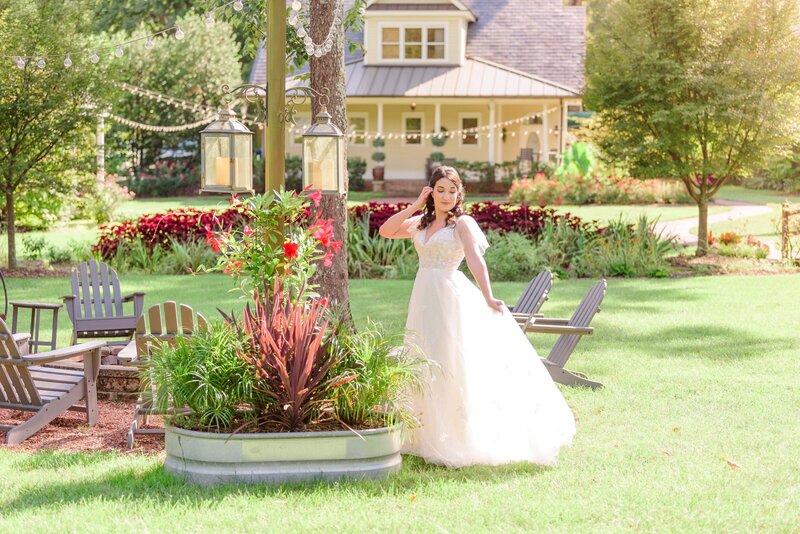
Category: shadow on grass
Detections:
[
  {"x1": 4, "y1": 453, "x2": 549, "y2": 514},
  {"x1": 597, "y1": 324, "x2": 793, "y2": 361}
]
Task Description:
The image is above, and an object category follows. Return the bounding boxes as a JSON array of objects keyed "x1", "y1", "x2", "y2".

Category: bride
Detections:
[{"x1": 378, "y1": 166, "x2": 576, "y2": 467}]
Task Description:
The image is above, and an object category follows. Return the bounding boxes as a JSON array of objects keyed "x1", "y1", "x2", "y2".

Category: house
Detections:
[{"x1": 249, "y1": 0, "x2": 586, "y2": 192}]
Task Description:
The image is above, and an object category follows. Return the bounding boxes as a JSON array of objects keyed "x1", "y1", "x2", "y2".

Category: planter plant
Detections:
[
  {"x1": 371, "y1": 137, "x2": 385, "y2": 190},
  {"x1": 149, "y1": 189, "x2": 425, "y2": 485}
]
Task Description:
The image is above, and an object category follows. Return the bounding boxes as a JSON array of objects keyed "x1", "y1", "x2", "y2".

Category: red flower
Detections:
[
  {"x1": 223, "y1": 260, "x2": 243, "y2": 274},
  {"x1": 283, "y1": 242, "x2": 299, "y2": 259},
  {"x1": 322, "y1": 249, "x2": 334, "y2": 267},
  {"x1": 307, "y1": 190, "x2": 322, "y2": 207},
  {"x1": 243, "y1": 225, "x2": 254, "y2": 237}
]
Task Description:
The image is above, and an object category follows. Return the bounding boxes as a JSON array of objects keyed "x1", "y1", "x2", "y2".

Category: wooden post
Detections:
[{"x1": 266, "y1": 0, "x2": 286, "y2": 194}]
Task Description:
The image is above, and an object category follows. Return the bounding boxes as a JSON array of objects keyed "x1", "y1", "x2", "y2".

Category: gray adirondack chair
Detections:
[
  {"x1": 0, "y1": 318, "x2": 105, "y2": 445},
  {"x1": 524, "y1": 279, "x2": 607, "y2": 390},
  {"x1": 509, "y1": 270, "x2": 553, "y2": 327},
  {"x1": 63, "y1": 260, "x2": 145, "y2": 346},
  {"x1": 127, "y1": 301, "x2": 208, "y2": 448}
]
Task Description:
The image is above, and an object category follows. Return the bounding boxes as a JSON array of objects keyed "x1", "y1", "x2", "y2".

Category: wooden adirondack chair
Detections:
[
  {"x1": 127, "y1": 301, "x2": 208, "y2": 448},
  {"x1": 524, "y1": 279, "x2": 607, "y2": 390},
  {"x1": 509, "y1": 270, "x2": 553, "y2": 327},
  {"x1": 0, "y1": 318, "x2": 105, "y2": 445},
  {"x1": 63, "y1": 260, "x2": 145, "y2": 346},
  {"x1": 0, "y1": 271, "x2": 33, "y2": 355}
]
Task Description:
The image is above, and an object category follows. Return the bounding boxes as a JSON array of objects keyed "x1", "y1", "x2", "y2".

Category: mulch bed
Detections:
[{"x1": 0, "y1": 400, "x2": 164, "y2": 455}]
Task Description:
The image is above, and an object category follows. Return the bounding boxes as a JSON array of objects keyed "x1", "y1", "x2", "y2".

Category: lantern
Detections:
[
  {"x1": 302, "y1": 107, "x2": 345, "y2": 194},
  {"x1": 200, "y1": 105, "x2": 254, "y2": 194}
]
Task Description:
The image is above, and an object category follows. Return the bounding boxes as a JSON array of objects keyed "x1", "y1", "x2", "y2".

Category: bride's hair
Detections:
[{"x1": 417, "y1": 165, "x2": 465, "y2": 231}]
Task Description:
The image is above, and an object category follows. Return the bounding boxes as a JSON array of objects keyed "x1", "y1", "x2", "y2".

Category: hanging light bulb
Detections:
[
  {"x1": 90, "y1": 50, "x2": 100, "y2": 63},
  {"x1": 205, "y1": 12, "x2": 215, "y2": 27},
  {"x1": 297, "y1": 26, "x2": 306, "y2": 38},
  {"x1": 115, "y1": 45, "x2": 124, "y2": 57},
  {"x1": 313, "y1": 48, "x2": 323, "y2": 58},
  {"x1": 15, "y1": 56, "x2": 25, "y2": 69},
  {"x1": 36, "y1": 57, "x2": 45, "y2": 69},
  {"x1": 303, "y1": 35, "x2": 313, "y2": 46},
  {"x1": 174, "y1": 27, "x2": 185, "y2": 40},
  {"x1": 145, "y1": 36, "x2": 155, "y2": 49},
  {"x1": 63, "y1": 54, "x2": 72, "y2": 68},
  {"x1": 291, "y1": 0, "x2": 302, "y2": 11},
  {"x1": 233, "y1": 0, "x2": 244, "y2": 11}
]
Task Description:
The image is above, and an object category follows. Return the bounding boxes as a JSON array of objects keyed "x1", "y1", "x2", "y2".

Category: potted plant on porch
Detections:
[
  {"x1": 371, "y1": 137, "x2": 385, "y2": 191},
  {"x1": 147, "y1": 190, "x2": 424, "y2": 485}
]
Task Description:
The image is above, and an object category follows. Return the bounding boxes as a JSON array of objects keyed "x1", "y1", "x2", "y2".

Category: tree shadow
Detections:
[{"x1": 4, "y1": 453, "x2": 550, "y2": 514}]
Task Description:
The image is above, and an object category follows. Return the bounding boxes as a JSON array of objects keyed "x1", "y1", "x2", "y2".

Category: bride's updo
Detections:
[{"x1": 417, "y1": 165, "x2": 465, "y2": 231}]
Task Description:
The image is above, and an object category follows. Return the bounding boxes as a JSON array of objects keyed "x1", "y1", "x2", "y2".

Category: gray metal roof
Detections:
[
  {"x1": 286, "y1": 56, "x2": 579, "y2": 97},
  {"x1": 250, "y1": 0, "x2": 585, "y2": 93},
  {"x1": 367, "y1": 3, "x2": 461, "y2": 11}
]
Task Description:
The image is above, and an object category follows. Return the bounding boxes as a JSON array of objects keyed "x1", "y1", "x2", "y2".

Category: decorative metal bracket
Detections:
[{"x1": 220, "y1": 84, "x2": 330, "y2": 126}]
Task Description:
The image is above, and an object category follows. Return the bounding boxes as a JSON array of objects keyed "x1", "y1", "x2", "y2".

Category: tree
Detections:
[
  {"x1": 309, "y1": 0, "x2": 350, "y2": 311},
  {"x1": 108, "y1": 12, "x2": 242, "y2": 173},
  {"x1": 585, "y1": 0, "x2": 800, "y2": 255},
  {"x1": 0, "y1": 0, "x2": 115, "y2": 268}
]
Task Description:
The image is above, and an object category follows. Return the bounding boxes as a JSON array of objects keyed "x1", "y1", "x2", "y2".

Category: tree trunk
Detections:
[
  {"x1": 696, "y1": 193, "x2": 709, "y2": 257},
  {"x1": 5, "y1": 192, "x2": 16, "y2": 269},
  {"x1": 310, "y1": 0, "x2": 350, "y2": 314}
]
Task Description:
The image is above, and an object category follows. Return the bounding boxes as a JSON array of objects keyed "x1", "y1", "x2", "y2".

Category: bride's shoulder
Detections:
[{"x1": 454, "y1": 215, "x2": 477, "y2": 228}]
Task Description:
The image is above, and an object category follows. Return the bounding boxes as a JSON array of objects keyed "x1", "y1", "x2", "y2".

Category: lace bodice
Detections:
[{"x1": 410, "y1": 216, "x2": 489, "y2": 271}]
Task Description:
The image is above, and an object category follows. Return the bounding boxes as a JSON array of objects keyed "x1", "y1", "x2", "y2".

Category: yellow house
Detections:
[{"x1": 250, "y1": 0, "x2": 586, "y2": 193}]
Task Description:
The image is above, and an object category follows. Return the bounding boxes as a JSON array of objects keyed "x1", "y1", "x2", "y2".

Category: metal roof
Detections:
[{"x1": 286, "y1": 56, "x2": 580, "y2": 97}]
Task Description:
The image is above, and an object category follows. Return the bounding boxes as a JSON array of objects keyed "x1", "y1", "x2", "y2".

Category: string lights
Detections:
[{"x1": 288, "y1": 0, "x2": 340, "y2": 58}]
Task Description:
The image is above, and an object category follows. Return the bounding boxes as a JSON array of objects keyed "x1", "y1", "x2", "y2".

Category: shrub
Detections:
[
  {"x1": 719, "y1": 232, "x2": 741, "y2": 245},
  {"x1": 347, "y1": 156, "x2": 367, "y2": 191},
  {"x1": 482, "y1": 231, "x2": 550, "y2": 282},
  {"x1": 508, "y1": 174, "x2": 691, "y2": 205},
  {"x1": 348, "y1": 214, "x2": 417, "y2": 279},
  {"x1": 285, "y1": 154, "x2": 303, "y2": 192},
  {"x1": 122, "y1": 160, "x2": 198, "y2": 197}
]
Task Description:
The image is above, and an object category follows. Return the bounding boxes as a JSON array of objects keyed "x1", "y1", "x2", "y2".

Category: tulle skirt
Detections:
[{"x1": 403, "y1": 267, "x2": 576, "y2": 467}]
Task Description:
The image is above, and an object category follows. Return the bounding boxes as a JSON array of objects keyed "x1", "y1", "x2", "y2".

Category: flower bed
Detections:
[{"x1": 508, "y1": 173, "x2": 691, "y2": 205}]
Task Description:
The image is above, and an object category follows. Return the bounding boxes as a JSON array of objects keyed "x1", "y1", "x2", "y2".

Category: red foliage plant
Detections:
[{"x1": 235, "y1": 279, "x2": 354, "y2": 432}]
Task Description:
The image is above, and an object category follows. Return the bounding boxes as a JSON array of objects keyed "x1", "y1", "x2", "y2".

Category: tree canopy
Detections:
[{"x1": 585, "y1": 0, "x2": 800, "y2": 254}]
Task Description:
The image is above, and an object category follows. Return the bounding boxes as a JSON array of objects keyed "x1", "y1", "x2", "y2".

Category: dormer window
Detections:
[{"x1": 380, "y1": 25, "x2": 446, "y2": 61}]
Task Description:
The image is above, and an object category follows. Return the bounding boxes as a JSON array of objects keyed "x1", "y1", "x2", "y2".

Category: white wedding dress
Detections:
[{"x1": 402, "y1": 215, "x2": 576, "y2": 467}]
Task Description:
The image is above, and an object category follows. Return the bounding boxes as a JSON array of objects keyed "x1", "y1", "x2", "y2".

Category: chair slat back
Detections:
[
  {"x1": 548, "y1": 280, "x2": 607, "y2": 368},
  {"x1": 71, "y1": 260, "x2": 124, "y2": 320},
  {"x1": 512, "y1": 270, "x2": 553, "y2": 315},
  {"x1": 135, "y1": 301, "x2": 208, "y2": 359},
  {"x1": 0, "y1": 318, "x2": 41, "y2": 406}
]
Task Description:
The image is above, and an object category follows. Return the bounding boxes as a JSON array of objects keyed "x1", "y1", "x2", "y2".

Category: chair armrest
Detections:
[
  {"x1": 123, "y1": 292, "x2": 146, "y2": 317},
  {"x1": 21, "y1": 340, "x2": 106, "y2": 364},
  {"x1": 122, "y1": 292, "x2": 146, "y2": 302},
  {"x1": 61, "y1": 295, "x2": 77, "y2": 321},
  {"x1": 532, "y1": 318, "x2": 571, "y2": 326},
  {"x1": 524, "y1": 324, "x2": 593, "y2": 336}
]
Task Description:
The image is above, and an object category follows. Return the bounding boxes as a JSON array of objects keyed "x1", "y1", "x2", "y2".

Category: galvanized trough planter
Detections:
[{"x1": 164, "y1": 425, "x2": 402, "y2": 486}]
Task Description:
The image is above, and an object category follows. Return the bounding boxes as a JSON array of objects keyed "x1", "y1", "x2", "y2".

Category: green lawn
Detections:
[
  {"x1": 715, "y1": 185, "x2": 797, "y2": 205},
  {"x1": 2, "y1": 275, "x2": 799, "y2": 531},
  {"x1": 551, "y1": 204, "x2": 727, "y2": 223}
]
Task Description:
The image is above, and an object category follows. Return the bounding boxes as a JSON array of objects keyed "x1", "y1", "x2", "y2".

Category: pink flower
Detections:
[
  {"x1": 322, "y1": 249, "x2": 334, "y2": 267},
  {"x1": 243, "y1": 225, "x2": 253, "y2": 237},
  {"x1": 307, "y1": 190, "x2": 322, "y2": 207}
]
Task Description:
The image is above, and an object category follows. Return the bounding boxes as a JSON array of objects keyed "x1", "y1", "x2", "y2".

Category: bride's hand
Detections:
[
  {"x1": 411, "y1": 187, "x2": 433, "y2": 211},
  {"x1": 486, "y1": 297, "x2": 505, "y2": 313}
]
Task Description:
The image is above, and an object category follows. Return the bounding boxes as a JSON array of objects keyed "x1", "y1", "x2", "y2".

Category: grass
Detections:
[
  {"x1": 1, "y1": 274, "x2": 800, "y2": 531},
  {"x1": 715, "y1": 185, "x2": 797, "y2": 205}
]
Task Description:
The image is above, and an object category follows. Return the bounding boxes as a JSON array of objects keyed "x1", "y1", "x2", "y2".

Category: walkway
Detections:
[{"x1": 653, "y1": 200, "x2": 781, "y2": 259}]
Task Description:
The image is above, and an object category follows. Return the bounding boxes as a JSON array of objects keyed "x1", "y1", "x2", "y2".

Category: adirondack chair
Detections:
[
  {"x1": 0, "y1": 271, "x2": 38, "y2": 356},
  {"x1": 524, "y1": 279, "x2": 607, "y2": 390},
  {"x1": 127, "y1": 301, "x2": 208, "y2": 448},
  {"x1": 0, "y1": 318, "x2": 105, "y2": 445},
  {"x1": 509, "y1": 270, "x2": 553, "y2": 327},
  {"x1": 63, "y1": 260, "x2": 145, "y2": 346}
]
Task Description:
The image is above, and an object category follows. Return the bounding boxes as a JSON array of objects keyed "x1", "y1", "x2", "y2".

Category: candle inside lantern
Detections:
[
  {"x1": 311, "y1": 159, "x2": 334, "y2": 190},
  {"x1": 214, "y1": 157, "x2": 238, "y2": 186}
]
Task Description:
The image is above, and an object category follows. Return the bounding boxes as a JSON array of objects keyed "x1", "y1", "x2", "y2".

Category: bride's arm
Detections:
[
  {"x1": 458, "y1": 218, "x2": 505, "y2": 313},
  {"x1": 378, "y1": 187, "x2": 432, "y2": 239}
]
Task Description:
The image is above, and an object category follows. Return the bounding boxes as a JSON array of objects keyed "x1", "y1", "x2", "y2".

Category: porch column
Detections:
[
  {"x1": 560, "y1": 99, "x2": 568, "y2": 154},
  {"x1": 377, "y1": 102, "x2": 384, "y2": 137},
  {"x1": 496, "y1": 102, "x2": 503, "y2": 163},
  {"x1": 434, "y1": 102, "x2": 441, "y2": 134},
  {"x1": 488, "y1": 100, "x2": 495, "y2": 164},
  {"x1": 541, "y1": 102, "x2": 549, "y2": 163}
]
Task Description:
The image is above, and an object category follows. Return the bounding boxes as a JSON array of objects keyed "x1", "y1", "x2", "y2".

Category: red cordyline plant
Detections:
[{"x1": 234, "y1": 278, "x2": 354, "y2": 432}]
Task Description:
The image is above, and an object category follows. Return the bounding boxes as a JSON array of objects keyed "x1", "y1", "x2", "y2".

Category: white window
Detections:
[
  {"x1": 348, "y1": 113, "x2": 368, "y2": 146},
  {"x1": 291, "y1": 114, "x2": 311, "y2": 146},
  {"x1": 402, "y1": 113, "x2": 424, "y2": 146},
  {"x1": 380, "y1": 24, "x2": 447, "y2": 62},
  {"x1": 459, "y1": 113, "x2": 481, "y2": 146}
]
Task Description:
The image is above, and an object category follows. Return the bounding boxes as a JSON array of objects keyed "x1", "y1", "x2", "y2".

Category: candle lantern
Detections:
[
  {"x1": 200, "y1": 105, "x2": 254, "y2": 194},
  {"x1": 302, "y1": 107, "x2": 345, "y2": 194}
]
